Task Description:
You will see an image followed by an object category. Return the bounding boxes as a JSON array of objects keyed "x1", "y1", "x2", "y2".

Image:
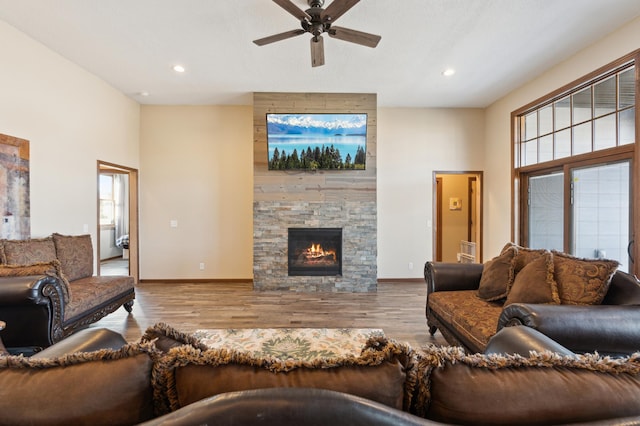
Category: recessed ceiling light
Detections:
[
  {"x1": 137, "y1": 91, "x2": 150, "y2": 97},
  {"x1": 173, "y1": 65, "x2": 186, "y2": 73},
  {"x1": 442, "y1": 69, "x2": 456, "y2": 77}
]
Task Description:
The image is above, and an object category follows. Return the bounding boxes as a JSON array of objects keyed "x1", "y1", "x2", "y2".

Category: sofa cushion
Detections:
[
  {"x1": 552, "y1": 251, "x2": 619, "y2": 305},
  {"x1": 2, "y1": 237, "x2": 57, "y2": 265},
  {"x1": 152, "y1": 337, "x2": 416, "y2": 415},
  {"x1": 0, "y1": 344, "x2": 156, "y2": 425},
  {"x1": 428, "y1": 290, "x2": 503, "y2": 352},
  {"x1": 504, "y1": 252, "x2": 560, "y2": 306},
  {"x1": 414, "y1": 345, "x2": 640, "y2": 425},
  {"x1": 0, "y1": 261, "x2": 71, "y2": 303},
  {"x1": 477, "y1": 245, "x2": 517, "y2": 301},
  {"x1": 64, "y1": 275, "x2": 134, "y2": 321},
  {"x1": 52, "y1": 233, "x2": 93, "y2": 281}
]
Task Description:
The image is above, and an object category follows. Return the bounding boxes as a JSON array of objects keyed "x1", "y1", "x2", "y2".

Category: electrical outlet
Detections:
[
  {"x1": 170, "y1": 220, "x2": 178, "y2": 228},
  {"x1": 408, "y1": 262, "x2": 414, "y2": 270},
  {"x1": 199, "y1": 262, "x2": 205, "y2": 270}
]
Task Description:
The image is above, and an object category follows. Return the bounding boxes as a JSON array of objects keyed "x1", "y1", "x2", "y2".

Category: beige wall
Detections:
[
  {"x1": 483, "y1": 15, "x2": 640, "y2": 259},
  {"x1": 139, "y1": 106, "x2": 253, "y2": 280},
  {"x1": 377, "y1": 108, "x2": 485, "y2": 278},
  {"x1": 0, "y1": 20, "x2": 139, "y2": 266}
]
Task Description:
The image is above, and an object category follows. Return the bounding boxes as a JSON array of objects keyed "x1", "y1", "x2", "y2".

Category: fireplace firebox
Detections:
[{"x1": 288, "y1": 228, "x2": 342, "y2": 276}]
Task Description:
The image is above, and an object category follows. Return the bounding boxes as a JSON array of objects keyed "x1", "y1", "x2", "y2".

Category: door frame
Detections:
[
  {"x1": 97, "y1": 161, "x2": 139, "y2": 283},
  {"x1": 433, "y1": 171, "x2": 483, "y2": 263}
]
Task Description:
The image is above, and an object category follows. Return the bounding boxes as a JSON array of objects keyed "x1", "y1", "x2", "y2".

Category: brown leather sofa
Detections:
[
  {"x1": 0, "y1": 233, "x2": 134, "y2": 354},
  {"x1": 425, "y1": 260, "x2": 640, "y2": 355},
  {"x1": 2, "y1": 324, "x2": 640, "y2": 425}
]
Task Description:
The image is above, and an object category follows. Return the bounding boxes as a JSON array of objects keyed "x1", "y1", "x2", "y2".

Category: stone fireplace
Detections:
[{"x1": 253, "y1": 92, "x2": 377, "y2": 292}]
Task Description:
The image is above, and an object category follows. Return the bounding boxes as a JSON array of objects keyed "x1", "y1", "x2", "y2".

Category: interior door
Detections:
[{"x1": 97, "y1": 161, "x2": 139, "y2": 282}]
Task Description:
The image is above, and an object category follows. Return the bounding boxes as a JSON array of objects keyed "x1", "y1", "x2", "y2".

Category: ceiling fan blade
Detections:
[
  {"x1": 310, "y1": 36, "x2": 325, "y2": 67},
  {"x1": 328, "y1": 26, "x2": 381, "y2": 48},
  {"x1": 253, "y1": 29, "x2": 306, "y2": 46},
  {"x1": 273, "y1": 0, "x2": 312, "y2": 21},
  {"x1": 322, "y1": 0, "x2": 360, "y2": 22}
]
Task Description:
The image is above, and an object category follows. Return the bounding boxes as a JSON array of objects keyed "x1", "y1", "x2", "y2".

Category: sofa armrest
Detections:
[
  {"x1": 498, "y1": 303, "x2": 640, "y2": 356},
  {"x1": 32, "y1": 328, "x2": 127, "y2": 358},
  {"x1": 485, "y1": 325, "x2": 575, "y2": 357},
  {"x1": 0, "y1": 275, "x2": 67, "y2": 349},
  {"x1": 424, "y1": 261, "x2": 483, "y2": 294}
]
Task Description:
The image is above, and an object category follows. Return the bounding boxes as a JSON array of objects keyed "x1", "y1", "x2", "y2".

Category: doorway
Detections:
[
  {"x1": 434, "y1": 171, "x2": 483, "y2": 263},
  {"x1": 97, "y1": 161, "x2": 139, "y2": 283}
]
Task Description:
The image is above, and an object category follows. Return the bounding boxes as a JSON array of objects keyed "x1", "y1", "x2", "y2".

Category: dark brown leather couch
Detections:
[
  {"x1": 424, "y1": 261, "x2": 640, "y2": 355},
  {"x1": 2, "y1": 324, "x2": 640, "y2": 425}
]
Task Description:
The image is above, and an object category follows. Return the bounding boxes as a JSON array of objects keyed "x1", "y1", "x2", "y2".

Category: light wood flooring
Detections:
[{"x1": 90, "y1": 281, "x2": 447, "y2": 349}]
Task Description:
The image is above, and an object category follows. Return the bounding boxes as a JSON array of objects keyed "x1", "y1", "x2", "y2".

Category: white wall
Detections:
[
  {"x1": 377, "y1": 108, "x2": 485, "y2": 278},
  {"x1": 0, "y1": 21, "x2": 139, "y2": 265},
  {"x1": 139, "y1": 106, "x2": 253, "y2": 280},
  {"x1": 483, "y1": 15, "x2": 640, "y2": 258}
]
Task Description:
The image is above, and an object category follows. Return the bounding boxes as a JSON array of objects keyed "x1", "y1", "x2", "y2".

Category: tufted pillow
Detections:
[
  {"x1": 551, "y1": 251, "x2": 619, "y2": 305},
  {"x1": 477, "y1": 245, "x2": 517, "y2": 301},
  {"x1": 504, "y1": 251, "x2": 560, "y2": 306},
  {"x1": 2, "y1": 237, "x2": 57, "y2": 265},
  {"x1": 52, "y1": 233, "x2": 94, "y2": 281},
  {"x1": 0, "y1": 261, "x2": 71, "y2": 303}
]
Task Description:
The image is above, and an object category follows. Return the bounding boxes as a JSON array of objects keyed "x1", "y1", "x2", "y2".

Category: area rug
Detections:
[{"x1": 191, "y1": 328, "x2": 385, "y2": 361}]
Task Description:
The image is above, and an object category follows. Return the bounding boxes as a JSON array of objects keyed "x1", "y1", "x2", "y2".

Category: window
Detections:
[
  {"x1": 512, "y1": 51, "x2": 638, "y2": 274},
  {"x1": 99, "y1": 174, "x2": 115, "y2": 226}
]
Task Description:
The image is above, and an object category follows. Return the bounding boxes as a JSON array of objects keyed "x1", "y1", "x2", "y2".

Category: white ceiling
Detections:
[{"x1": 1, "y1": 0, "x2": 640, "y2": 108}]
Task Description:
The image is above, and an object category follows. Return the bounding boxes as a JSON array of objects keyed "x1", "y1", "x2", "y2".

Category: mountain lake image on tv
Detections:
[{"x1": 266, "y1": 113, "x2": 367, "y2": 170}]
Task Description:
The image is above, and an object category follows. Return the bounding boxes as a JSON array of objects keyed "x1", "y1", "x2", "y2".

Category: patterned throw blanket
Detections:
[{"x1": 192, "y1": 328, "x2": 385, "y2": 361}]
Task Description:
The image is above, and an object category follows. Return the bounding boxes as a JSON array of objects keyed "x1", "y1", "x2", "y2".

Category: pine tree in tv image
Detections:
[{"x1": 267, "y1": 113, "x2": 367, "y2": 170}]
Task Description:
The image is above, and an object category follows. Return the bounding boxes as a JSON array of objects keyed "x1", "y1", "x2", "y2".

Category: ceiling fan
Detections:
[{"x1": 253, "y1": 0, "x2": 381, "y2": 67}]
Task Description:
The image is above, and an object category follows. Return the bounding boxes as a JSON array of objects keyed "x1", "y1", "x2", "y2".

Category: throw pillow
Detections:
[
  {"x1": 502, "y1": 242, "x2": 548, "y2": 273},
  {"x1": 1, "y1": 237, "x2": 57, "y2": 265},
  {"x1": 0, "y1": 261, "x2": 71, "y2": 303},
  {"x1": 140, "y1": 322, "x2": 209, "y2": 353},
  {"x1": 52, "y1": 233, "x2": 93, "y2": 282},
  {"x1": 477, "y1": 245, "x2": 517, "y2": 301},
  {"x1": 0, "y1": 344, "x2": 155, "y2": 425},
  {"x1": 504, "y1": 251, "x2": 560, "y2": 306},
  {"x1": 152, "y1": 338, "x2": 416, "y2": 415},
  {"x1": 551, "y1": 251, "x2": 619, "y2": 305}
]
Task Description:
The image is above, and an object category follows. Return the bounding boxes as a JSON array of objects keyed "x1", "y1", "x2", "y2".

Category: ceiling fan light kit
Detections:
[{"x1": 253, "y1": 0, "x2": 381, "y2": 67}]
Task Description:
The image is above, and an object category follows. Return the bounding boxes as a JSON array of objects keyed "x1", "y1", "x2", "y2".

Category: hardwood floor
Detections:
[{"x1": 91, "y1": 281, "x2": 447, "y2": 349}]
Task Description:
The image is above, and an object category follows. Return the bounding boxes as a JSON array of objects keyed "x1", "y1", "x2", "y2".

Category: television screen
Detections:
[{"x1": 266, "y1": 113, "x2": 367, "y2": 170}]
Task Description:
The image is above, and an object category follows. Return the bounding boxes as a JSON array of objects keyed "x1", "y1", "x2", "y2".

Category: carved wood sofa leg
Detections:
[
  {"x1": 429, "y1": 326, "x2": 438, "y2": 336},
  {"x1": 123, "y1": 300, "x2": 134, "y2": 313}
]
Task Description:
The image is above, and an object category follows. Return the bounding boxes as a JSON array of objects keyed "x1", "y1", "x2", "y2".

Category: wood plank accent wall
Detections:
[
  {"x1": 253, "y1": 92, "x2": 378, "y2": 292},
  {"x1": 253, "y1": 92, "x2": 377, "y2": 201}
]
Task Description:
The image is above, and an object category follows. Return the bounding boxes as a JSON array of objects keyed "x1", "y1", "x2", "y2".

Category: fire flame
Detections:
[{"x1": 304, "y1": 243, "x2": 336, "y2": 261}]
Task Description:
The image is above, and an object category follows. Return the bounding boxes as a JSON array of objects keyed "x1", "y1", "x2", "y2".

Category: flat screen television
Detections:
[{"x1": 266, "y1": 113, "x2": 367, "y2": 170}]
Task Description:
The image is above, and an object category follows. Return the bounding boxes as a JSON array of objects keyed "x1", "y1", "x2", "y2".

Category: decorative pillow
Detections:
[
  {"x1": 551, "y1": 251, "x2": 619, "y2": 305},
  {"x1": 0, "y1": 261, "x2": 71, "y2": 303},
  {"x1": 0, "y1": 344, "x2": 156, "y2": 425},
  {"x1": 140, "y1": 322, "x2": 209, "y2": 353},
  {"x1": 504, "y1": 251, "x2": 560, "y2": 306},
  {"x1": 152, "y1": 337, "x2": 416, "y2": 415},
  {"x1": 2, "y1": 237, "x2": 57, "y2": 265},
  {"x1": 502, "y1": 242, "x2": 545, "y2": 269},
  {"x1": 52, "y1": 233, "x2": 93, "y2": 281},
  {"x1": 477, "y1": 245, "x2": 517, "y2": 301},
  {"x1": 413, "y1": 345, "x2": 640, "y2": 425}
]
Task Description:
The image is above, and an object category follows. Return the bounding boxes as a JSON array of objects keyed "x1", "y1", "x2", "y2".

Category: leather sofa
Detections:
[
  {"x1": 2, "y1": 324, "x2": 640, "y2": 425},
  {"x1": 424, "y1": 259, "x2": 640, "y2": 355},
  {"x1": 0, "y1": 233, "x2": 135, "y2": 354}
]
